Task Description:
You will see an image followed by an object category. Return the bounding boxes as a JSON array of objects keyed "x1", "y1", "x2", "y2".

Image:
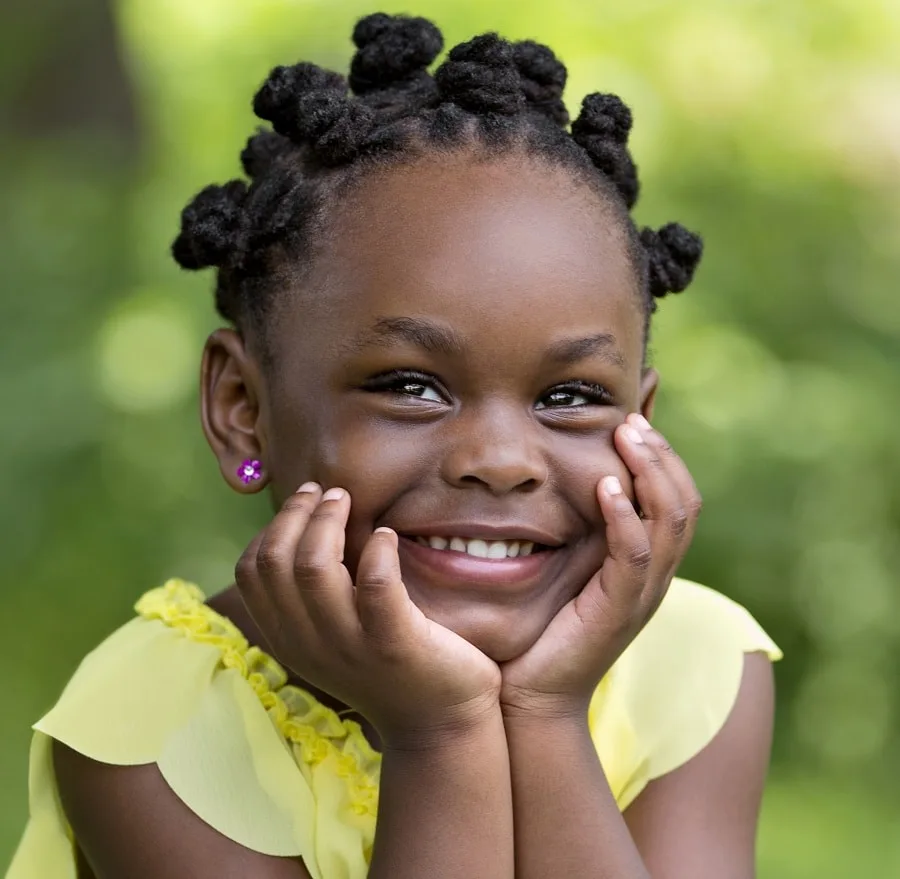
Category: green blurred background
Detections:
[{"x1": 2, "y1": 0, "x2": 899, "y2": 874}]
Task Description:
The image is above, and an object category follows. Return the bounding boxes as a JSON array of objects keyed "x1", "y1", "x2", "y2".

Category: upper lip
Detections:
[{"x1": 397, "y1": 523, "x2": 566, "y2": 547}]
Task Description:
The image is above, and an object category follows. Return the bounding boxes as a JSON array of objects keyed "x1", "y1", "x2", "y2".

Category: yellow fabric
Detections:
[{"x1": 6, "y1": 576, "x2": 780, "y2": 879}]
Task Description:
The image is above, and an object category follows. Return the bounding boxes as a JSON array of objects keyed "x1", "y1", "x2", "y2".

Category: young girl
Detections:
[{"x1": 8, "y1": 13, "x2": 781, "y2": 879}]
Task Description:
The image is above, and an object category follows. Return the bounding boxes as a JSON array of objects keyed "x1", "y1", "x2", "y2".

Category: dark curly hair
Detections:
[{"x1": 172, "y1": 13, "x2": 703, "y2": 349}]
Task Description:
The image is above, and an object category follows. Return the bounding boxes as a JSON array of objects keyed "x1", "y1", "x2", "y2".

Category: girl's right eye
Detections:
[{"x1": 361, "y1": 369, "x2": 447, "y2": 403}]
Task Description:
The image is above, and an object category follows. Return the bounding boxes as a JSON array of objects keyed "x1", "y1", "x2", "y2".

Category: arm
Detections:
[
  {"x1": 53, "y1": 742, "x2": 313, "y2": 879},
  {"x1": 505, "y1": 712, "x2": 648, "y2": 879},
  {"x1": 624, "y1": 652, "x2": 775, "y2": 878},
  {"x1": 504, "y1": 653, "x2": 774, "y2": 879},
  {"x1": 56, "y1": 711, "x2": 514, "y2": 879},
  {"x1": 57, "y1": 485, "x2": 517, "y2": 879},
  {"x1": 372, "y1": 710, "x2": 514, "y2": 877}
]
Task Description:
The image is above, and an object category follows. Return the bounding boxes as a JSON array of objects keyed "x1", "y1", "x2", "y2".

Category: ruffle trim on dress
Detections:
[{"x1": 135, "y1": 579, "x2": 381, "y2": 817}]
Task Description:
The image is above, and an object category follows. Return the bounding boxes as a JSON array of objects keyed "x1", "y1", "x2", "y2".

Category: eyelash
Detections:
[{"x1": 361, "y1": 369, "x2": 615, "y2": 409}]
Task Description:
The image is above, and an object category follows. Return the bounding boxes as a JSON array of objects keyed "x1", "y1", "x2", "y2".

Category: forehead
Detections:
[{"x1": 295, "y1": 154, "x2": 643, "y2": 363}]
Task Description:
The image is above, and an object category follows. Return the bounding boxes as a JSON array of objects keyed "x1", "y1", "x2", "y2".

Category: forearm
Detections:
[
  {"x1": 368, "y1": 709, "x2": 515, "y2": 879},
  {"x1": 505, "y1": 715, "x2": 649, "y2": 879}
]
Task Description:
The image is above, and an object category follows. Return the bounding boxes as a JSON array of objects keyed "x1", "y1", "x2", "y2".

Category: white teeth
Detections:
[
  {"x1": 414, "y1": 535, "x2": 539, "y2": 559},
  {"x1": 486, "y1": 541, "x2": 510, "y2": 559},
  {"x1": 466, "y1": 539, "x2": 489, "y2": 558}
]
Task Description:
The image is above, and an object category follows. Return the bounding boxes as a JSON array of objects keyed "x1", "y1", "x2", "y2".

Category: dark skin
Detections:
[{"x1": 53, "y1": 152, "x2": 775, "y2": 878}]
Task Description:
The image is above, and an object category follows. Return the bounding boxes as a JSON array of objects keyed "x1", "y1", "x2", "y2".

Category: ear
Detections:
[
  {"x1": 639, "y1": 367, "x2": 659, "y2": 422},
  {"x1": 200, "y1": 328, "x2": 269, "y2": 493}
]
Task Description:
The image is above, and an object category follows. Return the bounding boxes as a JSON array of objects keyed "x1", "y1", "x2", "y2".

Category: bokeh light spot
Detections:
[{"x1": 96, "y1": 292, "x2": 197, "y2": 413}]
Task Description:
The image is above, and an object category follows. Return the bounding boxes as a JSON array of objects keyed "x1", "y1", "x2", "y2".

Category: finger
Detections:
[
  {"x1": 614, "y1": 420, "x2": 689, "y2": 575},
  {"x1": 251, "y1": 483, "x2": 324, "y2": 632},
  {"x1": 355, "y1": 527, "x2": 415, "y2": 644},
  {"x1": 576, "y1": 475, "x2": 650, "y2": 626},
  {"x1": 291, "y1": 487, "x2": 358, "y2": 633},
  {"x1": 235, "y1": 484, "x2": 321, "y2": 639},
  {"x1": 234, "y1": 527, "x2": 280, "y2": 636},
  {"x1": 628, "y1": 413, "x2": 703, "y2": 542}
]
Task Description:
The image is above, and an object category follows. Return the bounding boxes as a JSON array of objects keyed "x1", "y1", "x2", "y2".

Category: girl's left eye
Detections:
[{"x1": 535, "y1": 382, "x2": 614, "y2": 410}]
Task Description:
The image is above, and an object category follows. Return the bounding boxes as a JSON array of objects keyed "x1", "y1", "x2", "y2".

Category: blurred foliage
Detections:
[{"x1": 2, "y1": 0, "x2": 899, "y2": 874}]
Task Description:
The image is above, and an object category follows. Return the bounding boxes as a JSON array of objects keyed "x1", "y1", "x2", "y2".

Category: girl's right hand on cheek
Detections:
[{"x1": 234, "y1": 484, "x2": 502, "y2": 749}]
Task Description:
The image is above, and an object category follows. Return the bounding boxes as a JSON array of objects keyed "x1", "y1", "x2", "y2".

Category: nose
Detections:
[{"x1": 440, "y1": 403, "x2": 549, "y2": 495}]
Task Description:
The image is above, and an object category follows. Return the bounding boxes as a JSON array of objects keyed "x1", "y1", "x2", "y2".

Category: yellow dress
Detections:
[{"x1": 6, "y1": 577, "x2": 781, "y2": 879}]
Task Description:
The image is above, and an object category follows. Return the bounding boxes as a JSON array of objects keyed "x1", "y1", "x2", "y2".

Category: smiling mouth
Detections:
[
  {"x1": 397, "y1": 534, "x2": 564, "y2": 590},
  {"x1": 409, "y1": 535, "x2": 549, "y2": 559}
]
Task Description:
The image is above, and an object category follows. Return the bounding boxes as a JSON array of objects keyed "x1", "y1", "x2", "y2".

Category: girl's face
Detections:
[{"x1": 205, "y1": 153, "x2": 657, "y2": 662}]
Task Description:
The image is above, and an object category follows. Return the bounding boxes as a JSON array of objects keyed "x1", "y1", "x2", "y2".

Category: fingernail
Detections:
[
  {"x1": 632, "y1": 414, "x2": 652, "y2": 431},
  {"x1": 374, "y1": 527, "x2": 395, "y2": 535},
  {"x1": 296, "y1": 482, "x2": 319, "y2": 493},
  {"x1": 624, "y1": 426, "x2": 644, "y2": 445},
  {"x1": 603, "y1": 476, "x2": 623, "y2": 496},
  {"x1": 322, "y1": 487, "x2": 345, "y2": 502}
]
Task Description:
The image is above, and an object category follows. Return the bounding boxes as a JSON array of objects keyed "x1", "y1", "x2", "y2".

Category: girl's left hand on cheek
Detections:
[{"x1": 499, "y1": 413, "x2": 702, "y2": 721}]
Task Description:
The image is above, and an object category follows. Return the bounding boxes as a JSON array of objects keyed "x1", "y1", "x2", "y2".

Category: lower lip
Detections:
[{"x1": 398, "y1": 536, "x2": 562, "y2": 589}]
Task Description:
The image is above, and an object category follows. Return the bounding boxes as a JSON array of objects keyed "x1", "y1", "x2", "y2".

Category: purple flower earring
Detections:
[{"x1": 237, "y1": 459, "x2": 263, "y2": 485}]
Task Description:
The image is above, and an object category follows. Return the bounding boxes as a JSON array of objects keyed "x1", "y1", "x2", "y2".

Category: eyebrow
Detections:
[
  {"x1": 343, "y1": 316, "x2": 624, "y2": 367},
  {"x1": 546, "y1": 333, "x2": 625, "y2": 367},
  {"x1": 342, "y1": 316, "x2": 466, "y2": 357}
]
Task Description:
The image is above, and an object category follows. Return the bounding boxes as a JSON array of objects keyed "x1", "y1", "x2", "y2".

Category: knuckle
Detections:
[
  {"x1": 359, "y1": 571, "x2": 395, "y2": 591},
  {"x1": 666, "y1": 507, "x2": 689, "y2": 539},
  {"x1": 646, "y1": 453, "x2": 666, "y2": 472},
  {"x1": 625, "y1": 542, "x2": 653, "y2": 573},
  {"x1": 309, "y1": 504, "x2": 339, "y2": 525},
  {"x1": 655, "y1": 436, "x2": 676, "y2": 457},
  {"x1": 234, "y1": 551, "x2": 257, "y2": 586},
  {"x1": 256, "y1": 545, "x2": 286, "y2": 577},
  {"x1": 687, "y1": 492, "x2": 704, "y2": 518},
  {"x1": 279, "y1": 495, "x2": 308, "y2": 515},
  {"x1": 293, "y1": 548, "x2": 333, "y2": 578}
]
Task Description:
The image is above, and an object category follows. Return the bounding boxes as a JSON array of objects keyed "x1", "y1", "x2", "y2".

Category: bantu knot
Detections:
[
  {"x1": 171, "y1": 181, "x2": 247, "y2": 270},
  {"x1": 240, "y1": 128, "x2": 293, "y2": 178},
  {"x1": 434, "y1": 34, "x2": 526, "y2": 116},
  {"x1": 512, "y1": 40, "x2": 569, "y2": 126},
  {"x1": 640, "y1": 223, "x2": 704, "y2": 301},
  {"x1": 349, "y1": 13, "x2": 443, "y2": 95},
  {"x1": 253, "y1": 62, "x2": 376, "y2": 165},
  {"x1": 253, "y1": 63, "x2": 346, "y2": 135},
  {"x1": 571, "y1": 92, "x2": 639, "y2": 208}
]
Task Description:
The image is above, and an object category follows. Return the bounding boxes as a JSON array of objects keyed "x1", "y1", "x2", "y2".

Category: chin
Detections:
[{"x1": 425, "y1": 603, "x2": 548, "y2": 662}]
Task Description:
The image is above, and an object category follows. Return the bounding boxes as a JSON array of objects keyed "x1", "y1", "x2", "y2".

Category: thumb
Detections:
[{"x1": 355, "y1": 528, "x2": 411, "y2": 636}]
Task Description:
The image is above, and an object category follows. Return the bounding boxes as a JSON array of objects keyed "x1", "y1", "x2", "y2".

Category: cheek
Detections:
[
  {"x1": 552, "y1": 430, "x2": 634, "y2": 517},
  {"x1": 320, "y1": 417, "x2": 429, "y2": 493}
]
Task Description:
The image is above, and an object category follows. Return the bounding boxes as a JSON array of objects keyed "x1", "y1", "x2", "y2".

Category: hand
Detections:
[
  {"x1": 499, "y1": 413, "x2": 702, "y2": 721},
  {"x1": 235, "y1": 484, "x2": 502, "y2": 748}
]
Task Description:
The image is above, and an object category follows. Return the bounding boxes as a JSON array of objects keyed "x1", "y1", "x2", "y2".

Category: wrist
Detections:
[
  {"x1": 504, "y1": 710, "x2": 597, "y2": 769},
  {"x1": 499, "y1": 687, "x2": 591, "y2": 726},
  {"x1": 380, "y1": 695, "x2": 504, "y2": 754}
]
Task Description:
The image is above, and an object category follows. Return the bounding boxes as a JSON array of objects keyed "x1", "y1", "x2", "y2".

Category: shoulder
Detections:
[
  {"x1": 27, "y1": 579, "x2": 372, "y2": 876},
  {"x1": 616, "y1": 577, "x2": 781, "y2": 716},
  {"x1": 52, "y1": 741, "x2": 313, "y2": 878},
  {"x1": 622, "y1": 652, "x2": 775, "y2": 875},
  {"x1": 590, "y1": 577, "x2": 781, "y2": 808},
  {"x1": 634, "y1": 577, "x2": 781, "y2": 663},
  {"x1": 34, "y1": 580, "x2": 237, "y2": 765}
]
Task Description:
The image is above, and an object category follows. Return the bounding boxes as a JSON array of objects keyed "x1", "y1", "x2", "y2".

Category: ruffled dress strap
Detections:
[
  {"x1": 588, "y1": 577, "x2": 782, "y2": 810},
  {"x1": 7, "y1": 580, "x2": 380, "y2": 879}
]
